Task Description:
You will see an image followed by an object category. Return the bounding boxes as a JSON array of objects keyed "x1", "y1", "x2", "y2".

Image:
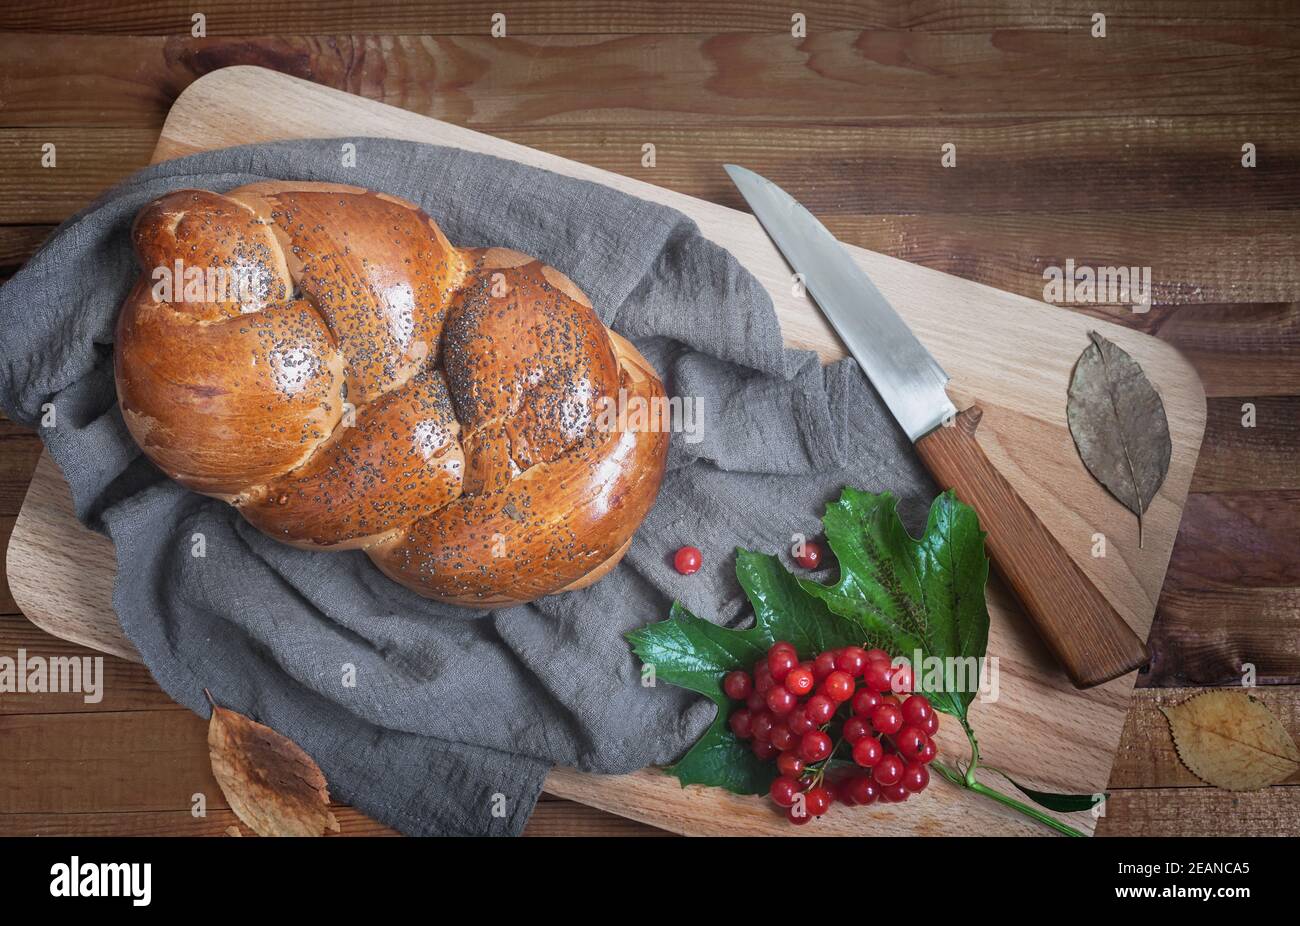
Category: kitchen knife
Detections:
[{"x1": 726, "y1": 164, "x2": 1149, "y2": 689}]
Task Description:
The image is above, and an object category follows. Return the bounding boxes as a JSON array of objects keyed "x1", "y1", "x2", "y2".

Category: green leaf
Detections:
[
  {"x1": 798, "y1": 488, "x2": 990, "y2": 721},
  {"x1": 734, "y1": 549, "x2": 873, "y2": 655},
  {"x1": 626, "y1": 602, "x2": 772, "y2": 794},
  {"x1": 989, "y1": 768, "x2": 1106, "y2": 814}
]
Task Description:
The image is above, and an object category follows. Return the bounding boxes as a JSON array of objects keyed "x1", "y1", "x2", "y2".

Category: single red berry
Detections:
[
  {"x1": 874, "y1": 754, "x2": 904, "y2": 786},
  {"x1": 770, "y1": 776, "x2": 801, "y2": 807},
  {"x1": 728, "y1": 708, "x2": 754, "y2": 740},
  {"x1": 891, "y1": 661, "x2": 915, "y2": 694},
  {"x1": 787, "y1": 706, "x2": 814, "y2": 735},
  {"x1": 770, "y1": 723, "x2": 797, "y2": 752},
  {"x1": 673, "y1": 546, "x2": 702, "y2": 575},
  {"x1": 753, "y1": 669, "x2": 775, "y2": 695},
  {"x1": 804, "y1": 786, "x2": 832, "y2": 817},
  {"x1": 752, "y1": 739, "x2": 778, "y2": 760},
  {"x1": 767, "y1": 648, "x2": 797, "y2": 683},
  {"x1": 835, "y1": 646, "x2": 870, "y2": 678},
  {"x1": 821, "y1": 670, "x2": 855, "y2": 703},
  {"x1": 880, "y1": 782, "x2": 910, "y2": 803},
  {"x1": 784, "y1": 666, "x2": 815, "y2": 696},
  {"x1": 901, "y1": 694, "x2": 933, "y2": 726},
  {"x1": 894, "y1": 725, "x2": 928, "y2": 761},
  {"x1": 723, "y1": 670, "x2": 752, "y2": 701},
  {"x1": 901, "y1": 762, "x2": 930, "y2": 793},
  {"x1": 842, "y1": 716, "x2": 871, "y2": 744},
  {"x1": 812, "y1": 651, "x2": 838, "y2": 682},
  {"x1": 851, "y1": 735, "x2": 884, "y2": 768},
  {"x1": 870, "y1": 702, "x2": 904, "y2": 736},
  {"x1": 776, "y1": 751, "x2": 805, "y2": 779},
  {"x1": 793, "y1": 540, "x2": 824, "y2": 570},
  {"x1": 751, "y1": 711, "x2": 775, "y2": 741},
  {"x1": 918, "y1": 738, "x2": 937, "y2": 764},
  {"x1": 787, "y1": 804, "x2": 813, "y2": 826},
  {"x1": 766, "y1": 686, "x2": 797, "y2": 716},
  {"x1": 851, "y1": 688, "x2": 883, "y2": 717},
  {"x1": 921, "y1": 711, "x2": 940, "y2": 737},
  {"x1": 805, "y1": 694, "x2": 835, "y2": 725},
  {"x1": 845, "y1": 775, "x2": 879, "y2": 806},
  {"x1": 745, "y1": 690, "x2": 766, "y2": 713},
  {"x1": 862, "y1": 658, "x2": 893, "y2": 692},
  {"x1": 798, "y1": 730, "x2": 832, "y2": 763}
]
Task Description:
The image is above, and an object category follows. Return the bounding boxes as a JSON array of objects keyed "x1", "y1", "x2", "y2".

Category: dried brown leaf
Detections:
[
  {"x1": 1160, "y1": 690, "x2": 1300, "y2": 792},
  {"x1": 206, "y1": 694, "x2": 340, "y2": 837},
  {"x1": 1066, "y1": 331, "x2": 1171, "y2": 546}
]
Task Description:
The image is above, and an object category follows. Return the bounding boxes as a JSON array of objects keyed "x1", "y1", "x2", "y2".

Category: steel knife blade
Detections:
[{"x1": 724, "y1": 163, "x2": 955, "y2": 441}]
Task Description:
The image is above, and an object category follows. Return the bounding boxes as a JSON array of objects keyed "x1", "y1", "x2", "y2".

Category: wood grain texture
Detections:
[
  {"x1": 0, "y1": 615, "x2": 176, "y2": 714},
  {"x1": 4, "y1": 118, "x2": 1297, "y2": 306},
  {"x1": 916, "y1": 406, "x2": 1149, "y2": 687},
  {"x1": 1097, "y1": 786, "x2": 1300, "y2": 836},
  {"x1": 3, "y1": 30, "x2": 1298, "y2": 129},
  {"x1": 1079, "y1": 303, "x2": 1300, "y2": 397},
  {"x1": 1144, "y1": 581, "x2": 1300, "y2": 687},
  {"x1": 2, "y1": 66, "x2": 1210, "y2": 837},
  {"x1": 0, "y1": 800, "x2": 663, "y2": 837},
  {"x1": 2, "y1": 1, "x2": 1294, "y2": 35},
  {"x1": 1190, "y1": 397, "x2": 1299, "y2": 493},
  {"x1": 0, "y1": 129, "x2": 157, "y2": 223}
]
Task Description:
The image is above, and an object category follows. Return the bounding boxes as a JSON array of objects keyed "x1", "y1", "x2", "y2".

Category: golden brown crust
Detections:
[{"x1": 115, "y1": 182, "x2": 668, "y2": 606}]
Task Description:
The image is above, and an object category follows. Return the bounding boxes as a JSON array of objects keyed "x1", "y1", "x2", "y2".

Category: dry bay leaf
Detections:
[
  {"x1": 1160, "y1": 690, "x2": 1300, "y2": 791},
  {"x1": 206, "y1": 692, "x2": 340, "y2": 836},
  {"x1": 1066, "y1": 331, "x2": 1171, "y2": 546}
]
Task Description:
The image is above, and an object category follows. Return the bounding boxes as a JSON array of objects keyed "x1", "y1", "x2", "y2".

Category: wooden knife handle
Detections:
[{"x1": 914, "y1": 405, "x2": 1149, "y2": 688}]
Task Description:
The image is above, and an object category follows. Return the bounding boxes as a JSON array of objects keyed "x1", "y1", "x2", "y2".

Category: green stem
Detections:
[{"x1": 934, "y1": 718, "x2": 1087, "y2": 838}]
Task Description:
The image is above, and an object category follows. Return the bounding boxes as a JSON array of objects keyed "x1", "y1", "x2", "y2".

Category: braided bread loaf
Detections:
[{"x1": 115, "y1": 182, "x2": 669, "y2": 607}]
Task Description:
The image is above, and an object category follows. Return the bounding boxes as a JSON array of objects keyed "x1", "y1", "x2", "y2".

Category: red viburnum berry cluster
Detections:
[{"x1": 724, "y1": 641, "x2": 939, "y2": 825}]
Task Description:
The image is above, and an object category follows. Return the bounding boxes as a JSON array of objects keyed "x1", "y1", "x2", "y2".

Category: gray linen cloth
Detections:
[{"x1": 0, "y1": 139, "x2": 933, "y2": 835}]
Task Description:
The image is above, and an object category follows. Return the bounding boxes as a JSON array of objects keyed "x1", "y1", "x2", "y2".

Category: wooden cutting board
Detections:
[{"x1": 6, "y1": 66, "x2": 1206, "y2": 836}]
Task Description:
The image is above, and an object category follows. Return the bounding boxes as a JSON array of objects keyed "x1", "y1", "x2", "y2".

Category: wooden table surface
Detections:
[{"x1": 1, "y1": 2, "x2": 1296, "y2": 837}]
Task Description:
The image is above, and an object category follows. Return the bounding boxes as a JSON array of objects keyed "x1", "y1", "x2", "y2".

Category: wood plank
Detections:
[
  {"x1": 825, "y1": 212, "x2": 1299, "y2": 308},
  {"x1": 0, "y1": 709, "x2": 217, "y2": 814},
  {"x1": 11, "y1": 119, "x2": 1298, "y2": 213},
  {"x1": 0, "y1": 418, "x2": 41, "y2": 514},
  {"x1": 1078, "y1": 302, "x2": 1300, "y2": 398},
  {"x1": 0, "y1": 128, "x2": 156, "y2": 224},
  {"x1": 1097, "y1": 786, "x2": 1300, "y2": 836},
  {"x1": 1143, "y1": 582, "x2": 1300, "y2": 687},
  {"x1": 1109, "y1": 686, "x2": 1300, "y2": 789},
  {"x1": 1, "y1": 1, "x2": 1291, "y2": 35},
  {"x1": 0, "y1": 801, "x2": 665, "y2": 837},
  {"x1": 6, "y1": 119, "x2": 1296, "y2": 305},
  {"x1": 0, "y1": 614, "x2": 178, "y2": 712},
  {"x1": 3, "y1": 30, "x2": 1297, "y2": 129},
  {"x1": 0, "y1": 805, "x2": 398, "y2": 836},
  {"x1": 0, "y1": 226, "x2": 50, "y2": 277},
  {"x1": 1190, "y1": 397, "x2": 1300, "y2": 493},
  {"x1": 1137, "y1": 491, "x2": 1300, "y2": 687},
  {"x1": 0, "y1": 799, "x2": 665, "y2": 837},
  {"x1": 1167, "y1": 492, "x2": 1300, "y2": 589}
]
